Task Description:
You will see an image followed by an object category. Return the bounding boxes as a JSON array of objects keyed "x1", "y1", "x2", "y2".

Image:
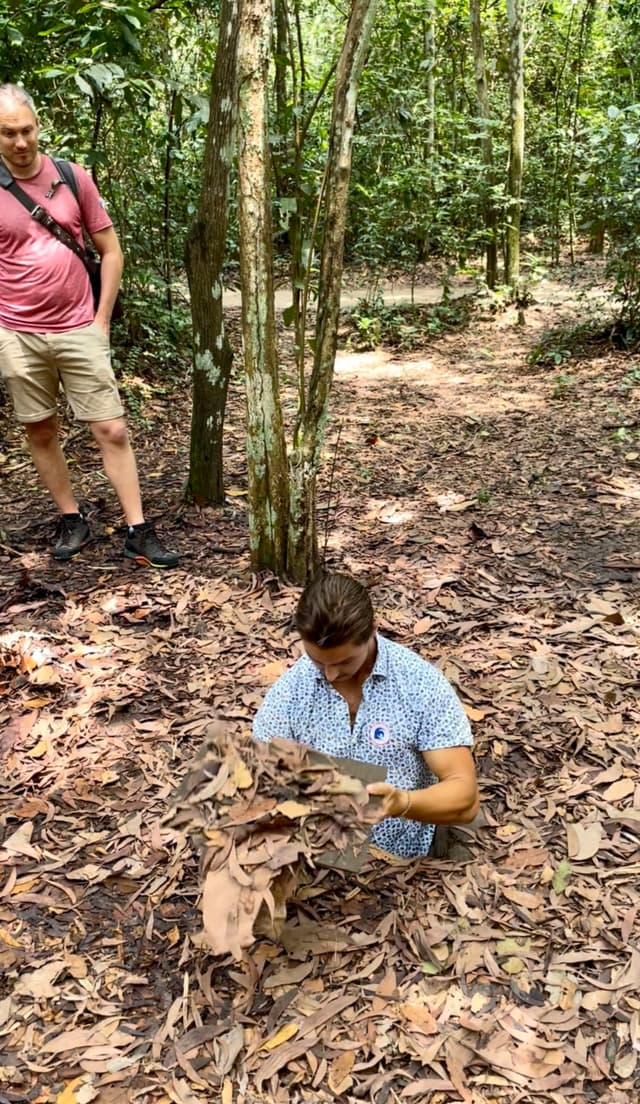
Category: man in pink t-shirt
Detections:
[{"x1": 0, "y1": 84, "x2": 179, "y2": 568}]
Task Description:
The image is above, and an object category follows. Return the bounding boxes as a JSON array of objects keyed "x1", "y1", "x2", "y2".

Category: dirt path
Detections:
[
  {"x1": 1, "y1": 262, "x2": 639, "y2": 1103},
  {"x1": 224, "y1": 261, "x2": 612, "y2": 313}
]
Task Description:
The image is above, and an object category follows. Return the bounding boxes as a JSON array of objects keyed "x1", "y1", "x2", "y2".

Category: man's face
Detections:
[
  {"x1": 303, "y1": 635, "x2": 376, "y2": 686},
  {"x1": 0, "y1": 103, "x2": 40, "y2": 176}
]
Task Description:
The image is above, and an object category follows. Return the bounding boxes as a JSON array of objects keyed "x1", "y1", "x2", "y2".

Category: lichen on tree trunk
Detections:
[
  {"x1": 505, "y1": 0, "x2": 525, "y2": 294},
  {"x1": 237, "y1": 0, "x2": 290, "y2": 575},
  {"x1": 470, "y1": 0, "x2": 498, "y2": 289},
  {"x1": 286, "y1": 0, "x2": 381, "y2": 583},
  {"x1": 185, "y1": 0, "x2": 240, "y2": 504}
]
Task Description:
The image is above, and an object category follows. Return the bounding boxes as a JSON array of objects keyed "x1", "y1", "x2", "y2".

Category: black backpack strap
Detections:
[
  {"x1": 51, "y1": 157, "x2": 99, "y2": 275},
  {"x1": 52, "y1": 158, "x2": 79, "y2": 202},
  {"x1": 1, "y1": 161, "x2": 93, "y2": 269},
  {"x1": 0, "y1": 159, "x2": 13, "y2": 189}
]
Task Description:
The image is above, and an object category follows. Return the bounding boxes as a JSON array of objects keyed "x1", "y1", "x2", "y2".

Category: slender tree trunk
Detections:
[
  {"x1": 424, "y1": 0, "x2": 436, "y2": 161},
  {"x1": 415, "y1": 0, "x2": 436, "y2": 264},
  {"x1": 185, "y1": 0, "x2": 241, "y2": 504},
  {"x1": 505, "y1": 0, "x2": 525, "y2": 292},
  {"x1": 548, "y1": 3, "x2": 575, "y2": 265},
  {"x1": 469, "y1": 0, "x2": 498, "y2": 288},
  {"x1": 237, "y1": 0, "x2": 290, "y2": 574},
  {"x1": 567, "y1": 0, "x2": 598, "y2": 262},
  {"x1": 287, "y1": 0, "x2": 381, "y2": 581},
  {"x1": 163, "y1": 87, "x2": 176, "y2": 314},
  {"x1": 90, "y1": 98, "x2": 102, "y2": 188}
]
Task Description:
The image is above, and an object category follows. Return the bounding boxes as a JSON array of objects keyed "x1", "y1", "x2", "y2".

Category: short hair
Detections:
[
  {"x1": 0, "y1": 84, "x2": 38, "y2": 118},
  {"x1": 295, "y1": 572, "x2": 374, "y2": 647}
]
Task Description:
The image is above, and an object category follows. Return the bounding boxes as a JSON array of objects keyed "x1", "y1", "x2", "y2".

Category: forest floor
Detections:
[{"x1": 0, "y1": 256, "x2": 639, "y2": 1104}]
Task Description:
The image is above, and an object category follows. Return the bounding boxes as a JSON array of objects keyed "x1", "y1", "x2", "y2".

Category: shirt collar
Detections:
[{"x1": 370, "y1": 632, "x2": 390, "y2": 679}]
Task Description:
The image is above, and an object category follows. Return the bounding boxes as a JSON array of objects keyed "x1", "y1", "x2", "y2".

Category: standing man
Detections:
[
  {"x1": 0, "y1": 84, "x2": 179, "y2": 567},
  {"x1": 254, "y1": 572, "x2": 479, "y2": 859}
]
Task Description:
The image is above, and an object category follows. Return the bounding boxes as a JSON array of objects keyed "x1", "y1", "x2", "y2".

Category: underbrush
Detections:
[
  {"x1": 111, "y1": 291, "x2": 193, "y2": 385},
  {"x1": 342, "y1": 292, "x2": 474, "y2": 352},
  {"x1": 527, "y1": 316, "x2": 640, "y2": 370}
]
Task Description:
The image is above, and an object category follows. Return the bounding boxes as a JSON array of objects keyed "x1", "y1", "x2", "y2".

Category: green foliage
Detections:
[
  {"x1": 586, "y1": 104, "x2": 640, "y2": 335},
  {"x1": 551, "y1": 373, "x2": 576, "y2": 400},
  {"x1": 0, "y1": 0, "x2": 220, "y2": 371},
  {"x1": 529, "y1": 343, "x2": 572, "y2": 368},
  {"x1": 349, "y1": 0, "x2": 507, "y2": 271},
  {"x1": 346, "y1": 291, "x2": 473, "y2": 352},
  {"x1": 620, "y1": 363, "x2": 640, "y2": 393},
  {"x1": 527, "y1": 318, "x2": 607, "y2": 368},
  {"x1": 2, "y1": 0, "x2": 640, "y2": 361},
  {"x1": 112, "y1": 295, "x2": 192, "y2": 379}
]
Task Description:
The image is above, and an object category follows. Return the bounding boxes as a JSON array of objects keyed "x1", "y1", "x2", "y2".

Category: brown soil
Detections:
[{"x1": 0, "y1": 257, "x2": 638, "y2": 1103}]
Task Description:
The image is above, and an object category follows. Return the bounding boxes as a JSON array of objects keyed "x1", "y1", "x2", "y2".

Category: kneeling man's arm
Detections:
[{"x1": 368, "y1": 746, "x2": 479, "y2": 825}]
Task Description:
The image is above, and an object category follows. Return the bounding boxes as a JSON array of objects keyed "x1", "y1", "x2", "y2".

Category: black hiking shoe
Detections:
[
  {"x1": 124, "y1": 522, "x2": 179, "y2": 568},
  {"x1": 53, "y1": 513, "x2": 91, "y2": 561}
]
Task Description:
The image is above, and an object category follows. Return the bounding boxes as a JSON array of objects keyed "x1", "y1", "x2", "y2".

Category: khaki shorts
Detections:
[{"x1": 0, "y1": 322, "x2": 125, "y2": 424}]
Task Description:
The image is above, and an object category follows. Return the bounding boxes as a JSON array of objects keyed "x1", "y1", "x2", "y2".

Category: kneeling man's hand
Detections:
[{"x1": 366, "y1": 782, "x2": 410, "y2": 819}]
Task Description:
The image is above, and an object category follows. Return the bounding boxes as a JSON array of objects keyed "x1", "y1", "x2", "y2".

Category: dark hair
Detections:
[{"x1": 295, "y1": 573, "x2": 374, "y2": 647}]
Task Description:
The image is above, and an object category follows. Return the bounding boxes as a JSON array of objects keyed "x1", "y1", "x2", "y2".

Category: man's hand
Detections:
[
  {"x1": 93, "y1": 315, "x2": 110, "y2": 337},
  {"x1": 367, "y1": 748, "x2": 479, "y2": 826},
  {"x1": 367, "y1": 782, "x2": 411, "y2": 820}
]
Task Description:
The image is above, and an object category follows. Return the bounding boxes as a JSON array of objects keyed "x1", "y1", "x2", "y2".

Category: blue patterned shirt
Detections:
[{"x1": 253, "y1": 634, "x2": 472, "y2": 857}]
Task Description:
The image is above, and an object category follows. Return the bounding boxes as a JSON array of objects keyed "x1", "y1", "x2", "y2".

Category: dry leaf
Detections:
[
  {"x1": 502, "y1": 956, "x2": 525, "y2": 975},
  {"x1": 14, "y1": 960, "x2": 65, "y2": 999},
  {"x1": 398, "y1": 1002, "x2": 439, "y2": 1034},
  {"x1": 602, "y1": 778, "x2": 635, "y2": 802},
  {"x1": 328, "y1": 1050, "x2": 355, "y2": 1093},
  {"x1": 413, "y1": 617, "x2": 434, "y2": 635},
  {"x1": 463, "y1": 703, "x2": 487, "y2": 722},
  {"x1": 259, "y1": 1022, "x2": 299, "y2": 1051},
  {"x1": 566, "y1": 821, "x2": 603, "y2": 861},
  {"x1": 26, "y1": 738, "x2": 49, "y2": 758},
  {"x1": 0, "y1": 928, "x2": 21, "y2": 948},
  {"x1": 276, "y1": 800, "x2": 313, "y2": 818},
  {"x1": 55, "y1": 1077, "x2": 98, "y2": 1104},
  {"x1": 256, "y1": 660, "x2": 289, "y2": 684},
  {"x1": 232, "y1": 759, "x2": 253, "y2": 789},
  {"x1": 1, "y1": 821, "x2": 41, "y2": 859}
]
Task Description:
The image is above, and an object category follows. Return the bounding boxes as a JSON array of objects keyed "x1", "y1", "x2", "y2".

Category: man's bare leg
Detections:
[
  {"x1": 24, "y1": 415, "x2": 79, "y2": 514},
  {"x1": 89, "y1": 417, "x2": 144, "y2": 526}
]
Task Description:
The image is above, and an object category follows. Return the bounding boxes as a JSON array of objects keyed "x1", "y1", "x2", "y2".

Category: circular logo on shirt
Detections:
[{"x1": 369, "y1": 722, "x2": 391, "y2": 748}]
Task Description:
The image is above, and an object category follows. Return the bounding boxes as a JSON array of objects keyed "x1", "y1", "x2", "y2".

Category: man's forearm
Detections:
[
  {"x1": 94, "y1": 250, "x2": 123, "y2": 324},
  {"x1": 400, "y1": 777, "x2": 479, "y2": 824},
  {"x1": 370, "y1": 777, "x2": 479, "y2": 825}
]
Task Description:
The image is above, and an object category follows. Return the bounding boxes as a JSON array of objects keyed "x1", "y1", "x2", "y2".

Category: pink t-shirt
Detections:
[{"x1": 0, "y1": 154, "x2": 113, "y2": 333}]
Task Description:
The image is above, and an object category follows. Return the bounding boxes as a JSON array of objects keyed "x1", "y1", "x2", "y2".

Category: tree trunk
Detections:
[
  {"x1": 566, "y1": 0, "x2": 598, "y2": 263},
  {"x1": 469, "y1": 0, "x2": 498, "y2": 288},
  {"x1": 505, "y1": 0, "x2": 525, "y2": 293},
  {"x1": 185, "y1": 0, "x2": 240, "y2": 504},
  {"x1": 237, "y1": 0, "x2": 290, "y2": 574},
  {"x1": 163, "y1": 87, "x2": 177, "y2": 315},
  {"x1": 424, "y1": 0, "x2": 436, "y2": 163},
  {"x1": 287, "y1": 0, "x2": 380, "y2": 582}
]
